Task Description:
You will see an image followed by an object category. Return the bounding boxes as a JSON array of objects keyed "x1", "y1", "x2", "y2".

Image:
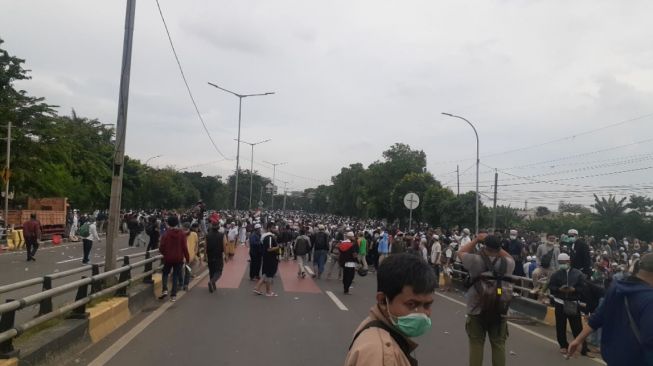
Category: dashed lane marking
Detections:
[
  {"x1": 56, "y1": 257, "x2": 84, "y2": 264},
  {"x1": 326, "y1": 290, "x2": 348, "y2": 311},
  {"x1": 304, "y1": 265, "x2": 314, "y2": 276}
]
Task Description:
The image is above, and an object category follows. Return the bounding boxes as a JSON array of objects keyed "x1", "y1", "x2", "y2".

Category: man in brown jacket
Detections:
[{"x1": 345, "y1": 253, "x2": 436, "y2": 366}]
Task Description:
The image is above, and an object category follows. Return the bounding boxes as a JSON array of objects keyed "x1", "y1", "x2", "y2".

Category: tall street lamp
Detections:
[
  {"x1": 208, "y1": 82, "x2": 274, "y2": 209},
  {"x1": 234, "y1": 138, "x2": 271, "y2": 209},
  {"x1": 263, "y1": 160, "x2": 286, "y2": 210},
  {"x1": 144, "y1": 154, "x2": 162, "y2": 166},
  {"x1": 442, "y1": 112, "x2": 480, "y2": 235}
]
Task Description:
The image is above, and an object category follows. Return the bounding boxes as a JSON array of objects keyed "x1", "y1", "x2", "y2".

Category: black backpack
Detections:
[{"x1": 471, "y1": 252, "x2": 512, "y2": 322}]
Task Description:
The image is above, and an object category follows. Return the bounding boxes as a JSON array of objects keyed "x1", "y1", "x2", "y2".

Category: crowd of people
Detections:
[{"x1": 17, "y1": 205, "x2": 653, "y2": 365}]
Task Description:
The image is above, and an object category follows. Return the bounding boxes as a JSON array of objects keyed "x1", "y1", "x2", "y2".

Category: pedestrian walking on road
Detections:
[
  {"x1": 159, "y1": 215, "x2": 190, "y2": 302},
  {"x1": 294, "y1": 229, "x2": 311, "y2": 278},
  {"x1": 127, "y1": 213, "x2": 138, "y2": 247},
  {"x1": 80, "y1": 216, "x2": 100, "y2": 264},
  {"x1": 22, "y1": 213, "x2": 41, "y2": 262},
  {"x1": 249, "y1": 223, "x2": 263, "y2": 280},
  {"x1": 430, "y1": 235, "x2": 442, "y2": 289},
  {"x1": 549, "y1": 252, "x2": 589, "y2": 357},
  {"x1": 458, "y1": 233, "x2": 515, "y2": 366},
  {"x1": 227, "y1": 222, "x2": 238, "y2": 259},
  {"x1": 312, "y1": 224, "x2": 329, "y2": 279},
  {"x1": 568, "y1": 252, "x2": 653, "y2": 365},
  {"x1": 253, "y1": 222, "x2": 280, "y2": 297},
  {"x1": 345, "y1": 253, "x2": 436, "y2": 366},
  {"x1": 358, "y1": 231, "x2": 368, "y2": 271},
  {"x1": 146, "y1": 216, "x2": 160, "y2": 251},
  {"x1": 339, "y1": 231, "x2": 359, "y2": 294},
  {"x1": 205, "y1": 223, "x2": 226, "y2": 293}
]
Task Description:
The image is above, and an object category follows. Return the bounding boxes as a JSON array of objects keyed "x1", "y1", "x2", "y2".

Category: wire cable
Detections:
[{"x1": 155, "y1": 0, "x2": 230, "y2": 160}]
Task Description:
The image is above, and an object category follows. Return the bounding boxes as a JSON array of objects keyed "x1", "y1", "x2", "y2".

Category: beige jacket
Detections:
[{"x1": 344, "y1": 305, "x2": 417, "y2": 366}]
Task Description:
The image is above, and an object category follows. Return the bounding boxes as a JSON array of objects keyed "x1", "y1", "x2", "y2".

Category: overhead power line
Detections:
[{"x1": 155, "y1": 0, "x2": 230, "y2": 160}]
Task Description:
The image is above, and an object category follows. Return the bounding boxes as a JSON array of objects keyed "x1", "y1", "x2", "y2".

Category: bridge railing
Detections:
[{"x1": 0, "y1": 249, "x2": 162, "y2": 358}]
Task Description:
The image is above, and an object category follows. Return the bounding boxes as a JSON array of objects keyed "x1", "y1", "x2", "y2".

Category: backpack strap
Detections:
[
  {"x1": 349, "y1": 320, "x2": 417, "y2": 366},
  {"x1": 624, "y1": 296, "x2": 642, "y2": 344}
]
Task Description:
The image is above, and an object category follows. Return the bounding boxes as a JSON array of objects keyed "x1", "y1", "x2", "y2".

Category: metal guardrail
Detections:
[{"x1": 0, "y1": 249, "x2": 162, "y2": 358}]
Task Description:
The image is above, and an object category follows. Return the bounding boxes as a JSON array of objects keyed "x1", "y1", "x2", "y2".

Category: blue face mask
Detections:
[
  {"x1": 386, "y1": 298, "x2": 432, "y2": 338},
  {"x1": 568, "y1": 237, "x2": 577, "y2": 243},
  {"x1": 559, "y1": 263, "x2": 570, "y2": 270}
]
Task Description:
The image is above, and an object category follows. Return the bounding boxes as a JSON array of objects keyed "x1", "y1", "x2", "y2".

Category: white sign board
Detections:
[{"x1": 403, "y1": 192, "x2": 420, "y2": 210}]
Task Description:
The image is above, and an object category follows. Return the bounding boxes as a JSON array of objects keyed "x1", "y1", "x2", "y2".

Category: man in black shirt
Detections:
[
  {"x1": 205, "y1": 223, "x2": 226, "y2": 293},
  {"x1": 253, "y1": 223, "x2": 280, "y2": 297}
]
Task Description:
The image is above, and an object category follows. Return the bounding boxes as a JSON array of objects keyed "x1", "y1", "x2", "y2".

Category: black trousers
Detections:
[
  {"x1": 249, "y1": 254, "x2": 262, "y2": 280},
  {"x1": 128, "y1": 230, "x2": 137, "y2": 246},
  {"x1": 208, "y1": 260, "x2": 224, "y2": 284},
  {"x1": 343, "y1": 267, "x2": 355, "y2": 293},
  {"x1": 82, "y1": 239, "x2": 93, "y2": 263},
  {"x1": 554, "y1": 303, "x2": 588, "y2": 352},
  {"x1": 26, "y1": 237, "x2": 39, "y2": 260},
  {"x1": 433, "y1": 264, "x2": 441, "y2": 288}
]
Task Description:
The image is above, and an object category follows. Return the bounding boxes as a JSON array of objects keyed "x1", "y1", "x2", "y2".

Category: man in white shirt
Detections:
[
  {"x1": 81, "y1": 216, "x2": 100, "y2": 264},
  {"x1": 430, "y1": 235, "x2": 442, "y2": 289},
  {"x1": 460, "y1": 228, "x2": 472, "y2": 246}
]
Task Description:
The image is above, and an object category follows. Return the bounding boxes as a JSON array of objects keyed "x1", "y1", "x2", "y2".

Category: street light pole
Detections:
[
  {"x1": 234, "y1": 138, "x2": 270, "y2": 209},
  {"x1": 263, "y1": 160, "x2": 286, "y2": 210},
  {"x1": 207, "y1": 82, "x2": 274, "y2": 210},
  {"x1": 442, "y1": 112, "x2": 480, "y2": 235},
  {"x1": 144, "y1": 154, "x2": 162, "y2": 166}
]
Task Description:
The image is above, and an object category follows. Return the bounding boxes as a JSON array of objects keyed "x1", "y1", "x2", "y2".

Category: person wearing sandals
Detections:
[{"x1": 254, "y1": 222, "x2": 280, "y2": 297}]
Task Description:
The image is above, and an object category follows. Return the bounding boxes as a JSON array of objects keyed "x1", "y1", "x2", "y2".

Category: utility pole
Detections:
[
  {"x1": 234, "y1": 138, "x2": 270, "y2": 209},
  {"x1": 492, "y1": 170, "x2": 498, "y2": 230},
  {"x1": 3, "y1": 122, "x2": 11, "y2": 227},
  {"x1": 456, "y1": 164, "x2": 460, "y2": 196},
  {"x1": 105, "y1": 0, "x2": 136, "y2": 272},
  {"x1": 281, "y1": 181, "x2": 289, "y2": 211},
  {"x1": 263, "y1": 161, "x2": 286, "y2": 210}
]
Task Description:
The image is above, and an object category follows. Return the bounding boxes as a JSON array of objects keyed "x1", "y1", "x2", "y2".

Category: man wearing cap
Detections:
[
  {"x1": 567, "y1": 229, "x2": 592, "y2": 277},
  {"x1": 548, "y1": 252, "x2": 589, "y2": 356},
  {"x1": 506, "y1": 229, "x2": 526, "y2": 276},
  {"x1": 312, "y1": 224, "x2": 330, "y2": 279},
  {"x1": 569, "y1": 253, "x2": 653, "y2": 365}
]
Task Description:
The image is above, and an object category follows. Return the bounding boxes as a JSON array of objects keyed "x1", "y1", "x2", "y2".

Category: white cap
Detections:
[
  {"x1": 433, "y1": 234, "x2": 439, "y2": 240},
  {"x1": 254, "y1": 223, "x2": 261, "y2": 229},
  {"x1": 633, "y1": 253, "x2": 640, "y2": 257},
  {"x1": 510, "y1": 229, "x2": 518, "y2": 235},
  {"x1": 462, "y1": 228, "x2": 470, "y2": 235},
  {"x1": 568, "y1": 229, "x2": 579, "y2": 236},
  {"x1": 526, "y1": 256, "x2": 532, "y2": 261},
  {"x1": 558, "y1": 253, "x2": 571, "y2": 261},
  {"x1": 346, "y1": 231, "x2": 355, "y2": 238}
]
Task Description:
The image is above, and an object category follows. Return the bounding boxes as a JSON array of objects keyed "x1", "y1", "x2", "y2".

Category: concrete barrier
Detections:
[{"x1": 87, "y1": 298, "x2": 130, "y2": 343}]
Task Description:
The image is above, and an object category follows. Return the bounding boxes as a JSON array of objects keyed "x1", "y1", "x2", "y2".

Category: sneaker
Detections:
[
  {"x1": 159, "y1": 290, "x2": 169, "y2": 300},
  {"x1": 171, "y1": 296, "x2": 177, "y2": 302},
  {"x1": 301, "y1": 272, "x2": 306, "y2": 278}
]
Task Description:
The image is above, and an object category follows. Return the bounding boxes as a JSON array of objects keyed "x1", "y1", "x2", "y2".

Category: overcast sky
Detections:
[{"x1": 2, "y1": 0, "x2": 653, "y2": 209}]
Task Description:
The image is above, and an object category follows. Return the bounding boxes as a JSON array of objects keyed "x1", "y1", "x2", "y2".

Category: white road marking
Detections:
[
  {"x1": 119, "y1": 247, "x2": 137, "y2": 252},
  {"x1": 433, "y1": 291, "x2": 606, "y2": 365},
  {"x1": 304, "y1": 265, "x2": 314, "y2": 276},
  {"x1": 87, "y1": 269, "x2": 209, "y2": 366},
  {"x1": 326, "y1": 290, "x2": 348, "y2": 311},
  {"x1": 56, "y1": 257, "x2": 83, "y2": 264}
]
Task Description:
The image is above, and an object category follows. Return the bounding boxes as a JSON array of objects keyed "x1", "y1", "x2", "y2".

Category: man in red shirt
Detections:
[
  {"x1": 22, "y1": 213, "x2": 42, "y2": 261},
  {"x1": 158, "y1": 215, "x2": 189, "y2": 302}
]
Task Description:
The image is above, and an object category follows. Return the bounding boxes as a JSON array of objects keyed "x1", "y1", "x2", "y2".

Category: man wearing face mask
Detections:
[
  {"x1": 345, "y1": 253, "x2": 436, "y2": 366},
  {"x1": 549, "y1": 253, "x2": 589, "y2": 357},
  {"x1": 506, "y1": 229, "x2": 525, "y2": 277},
  {"x1": 568, "y1": 253, "x2": 653, "y2": 365},
  {"x1": 567, "y1": 229, "x2": 592, "y2": 277}
]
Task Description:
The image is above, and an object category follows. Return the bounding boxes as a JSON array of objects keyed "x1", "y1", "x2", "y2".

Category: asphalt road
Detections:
[
  {"x1": 63, "y1": 246, "x2": 607, "y2": 366},
  {"x1": 0, "y1": 233, "x2": 146, "y2": 325}
]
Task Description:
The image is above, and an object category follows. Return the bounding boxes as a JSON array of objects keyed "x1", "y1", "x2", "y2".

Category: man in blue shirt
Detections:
[{"x1": 569, "y1": 253, "x2": 653, "y2": 365}]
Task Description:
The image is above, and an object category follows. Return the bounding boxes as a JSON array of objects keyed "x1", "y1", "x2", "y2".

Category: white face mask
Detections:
[{"x1": 510, "y1": 235, "x2": 517, "y2": 240}]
